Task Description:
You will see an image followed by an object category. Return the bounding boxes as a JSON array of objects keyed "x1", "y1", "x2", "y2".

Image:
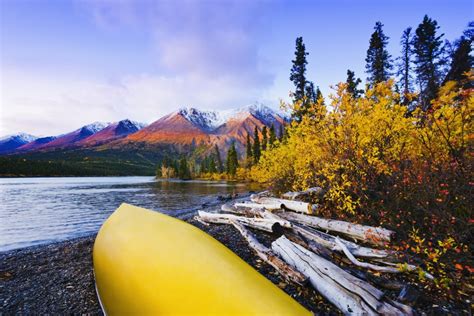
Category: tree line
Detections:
[{"x1": 290, "y1": 16, "x2": 472, "y2": 120}]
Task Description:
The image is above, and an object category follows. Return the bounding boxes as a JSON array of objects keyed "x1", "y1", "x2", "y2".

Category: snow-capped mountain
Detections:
[
  {"x1": 17, "y1": 136, "x2": 58, "y2": 152},
  {"x1": 78, "y1": 119, "x2": 146, "y2": 146},
  {"x1": 0, "y1": 133, "x2": 37, "y2": 154},
  {"x1": 0, "y1": 105, "x2": 287, "y2": 156},
  {"x1": 29, "y1": 122, "x2": 109, "y2": 151}
]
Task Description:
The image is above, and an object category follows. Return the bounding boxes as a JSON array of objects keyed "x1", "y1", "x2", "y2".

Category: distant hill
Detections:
[{"x1": 0, "y1": 133, "x2": 37, "y2": 154}]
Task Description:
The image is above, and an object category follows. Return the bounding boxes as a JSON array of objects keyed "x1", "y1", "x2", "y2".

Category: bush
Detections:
[{"x1": 250, "y1": 80, "x2": 473, "y2": 296}]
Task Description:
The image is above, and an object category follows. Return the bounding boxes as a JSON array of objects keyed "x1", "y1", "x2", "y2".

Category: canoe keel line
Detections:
[{"x1": 93, "y1": 203, "x2": 310, "y2": 315}]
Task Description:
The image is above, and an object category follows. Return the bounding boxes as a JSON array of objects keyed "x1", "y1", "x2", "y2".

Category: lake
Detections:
[{"x1": 0, "y1": 177, "x2": 255, "y2": 252}]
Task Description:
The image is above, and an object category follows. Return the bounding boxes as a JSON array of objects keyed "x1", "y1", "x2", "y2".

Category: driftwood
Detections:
[
  {"x1": 197, "y1": 211, "x2": 284, "y2": 233},
  {"x1": 234, "y1": 202, "x2": 269, "y2": 210},
  {"x1": 230, "y1": 220, "x2": 307, "y2": 285},
  {"x1": 250, "y1": 196, "x2": 317, "y2": 214},
  {"x1": 292, "y1": 225, "x2": 392, "y2": 258},
  {"x1": 221, "y1": 203, "x2": 263, "y2": 217},
  {"x1": 278, "y1": 211, "x2": 394, "y2": 245},
  {"x1": 272, "y1": 236, "x2": 412, "y2": 316},
  {"x1": 335, "y1": 237, "x2": 403, "y2": 273},
  {"x1": 281, "y1": 187, "x2": 324, "y2": 200}
]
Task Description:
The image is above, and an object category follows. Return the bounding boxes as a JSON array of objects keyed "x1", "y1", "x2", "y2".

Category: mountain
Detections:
[
  {"x1": 121, "y1": 104, "x2": 286, "y2": 155},
  {"x1": 31, "y1": 122, "x2": 109, "y2": 151},
  {"x1": 0, "y1": 133, "x2": 37, "y2": 154},
  {"x1": 78, "y1": 119, "x2": 146, "y2": 146},
  {"x1": 1, "y1": 104, "x2": 287, "y2": 160},
  {"x1": 123, "y1": 108, "x2": 217, "y2": 145},
  {"x1": 16, "y1": 136, "x2": 58, "y2": 152}
]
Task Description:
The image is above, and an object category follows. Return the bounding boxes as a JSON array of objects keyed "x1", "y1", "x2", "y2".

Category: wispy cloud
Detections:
[{"x1": 0, "y1": 0, "x2": 276, "y2": 136}]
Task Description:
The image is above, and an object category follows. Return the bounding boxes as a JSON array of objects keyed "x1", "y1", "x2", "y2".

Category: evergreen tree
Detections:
[
  {"x1": 346, "y1": 70, "x2": 363, "y2": 98},
  {"x1": 397, "y1": 27, "x2": 414, "y2": 105},
  {"x1": 444, "y1": 36, "x2": 472, "y2": 89},
  {"x1": 290, "y1": 37, "x2": 310, "y2": 122},
  {"x1": 209, "y1": 156, "x2": 217, "y2": 173},
  {"x1": 226, "y1": 142, "x2": 239, "y2": 176},
  {"x1": 412, "y1": 15, "x2": 445, "y2": 110},
  {"x1": 246, "y1": 133, "x2": 253, "y2": 168},
  {"x1": 278, "y1": 125, "x2": 284, "y2": 142},
  {"x1": 290, "y1": 37, "x2": 308, "y2": 102},
  {"x1": 365, "y1": 22, "x2": 392, "y2": 85},
  {"x1": 305, "y1": 81, "x2": 317, "y2": 103},
  {"x1": 214, "y1": 145, "x2": 223, "y2": 173},
  {"x1": 178, "y1": 157, "x2": 191, "y2": 180},
  {"x1": 253, "y1": 126, "x2": 261, "y2": 163},
  {"x1": 269, "y1": 124, "x2": 277, "y2": 147},
  {"x1": 261, "y1": 126, "x2": 268, "y2": 151},
  {"x1": 173, "y1": 159, "x2": 179, "y2": 176}
]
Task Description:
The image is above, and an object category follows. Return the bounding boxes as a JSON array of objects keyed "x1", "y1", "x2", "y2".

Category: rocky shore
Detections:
[{"x1": 0, "y1": 196, "x2": 338, "y2": 315}]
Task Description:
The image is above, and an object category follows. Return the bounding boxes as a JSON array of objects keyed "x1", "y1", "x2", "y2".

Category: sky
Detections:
[{"x1": 0, "y1": 0, "x2": 471, "y2": 136}]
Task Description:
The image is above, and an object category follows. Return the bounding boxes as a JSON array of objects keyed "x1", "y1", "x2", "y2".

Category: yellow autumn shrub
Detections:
[{"x1": 251, "y1": 79, "x2": 472, "y2": 221}]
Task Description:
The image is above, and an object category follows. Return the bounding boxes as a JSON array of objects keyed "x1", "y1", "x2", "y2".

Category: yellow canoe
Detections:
[{"x1": 93, "y1": 203, "x2": 310, "y2": 315}]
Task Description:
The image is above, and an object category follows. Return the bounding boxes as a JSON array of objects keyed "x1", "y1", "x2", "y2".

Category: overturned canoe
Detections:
[{"x1": 93, "y1": 203, "x2": 310, "y2": 315}]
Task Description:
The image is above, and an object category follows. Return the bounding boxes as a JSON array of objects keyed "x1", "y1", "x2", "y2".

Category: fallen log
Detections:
[
  {"x1": 281, "y1": 187, "x2": 324, "y2": 200},
  {"x1": 197, "y1": 211, "x2": 284, "y2": 233},
  {"x1": 335, "y1": 237, "x2": 403, "y2": 273},
  {"x1": 230, "y1": 220, "x2": 308, "y2": 286},
  {"x1": 277, "y1": 211, "x2": 394, "y2": 245},
  {"x1": 292, "y1": 224, "x2": 392, "y2": 258},
  {"x1": 272, "y1": 236, "x2": 412, "y2": 315},
  {"x1": 221, "y1": 203, "x2": 262, "y2": 217},
  {"x1": 250, "y1": 196, "x2": 317, "y2": 214},
  {"x1": 234, "y1": 202, "x2": 272, "y2": 210}
]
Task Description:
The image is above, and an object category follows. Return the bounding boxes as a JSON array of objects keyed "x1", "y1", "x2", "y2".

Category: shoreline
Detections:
[{"x1": 0, "y1": 195, "x2": 336, "y2": 314}]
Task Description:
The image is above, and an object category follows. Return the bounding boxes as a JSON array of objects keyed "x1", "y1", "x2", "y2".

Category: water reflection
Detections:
[{"x1": 0, "y1": 177, "x2": 257, "y2": 251}]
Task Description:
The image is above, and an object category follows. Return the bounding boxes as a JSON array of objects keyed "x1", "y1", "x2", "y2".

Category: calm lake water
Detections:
[{"x1": 0, "y1": 177, "x2": 254, "y2": 252}]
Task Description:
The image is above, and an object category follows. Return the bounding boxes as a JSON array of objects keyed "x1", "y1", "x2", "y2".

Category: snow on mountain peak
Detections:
[
  {"x1": 177, "y1": 107, "x2": 224, "y2": 131},
  {"x1": 82, "y1": 122, "x2": 109, "y2": 133},
  {"x1": 0, "y1": 133, "x2": 37, "y2": 143}
]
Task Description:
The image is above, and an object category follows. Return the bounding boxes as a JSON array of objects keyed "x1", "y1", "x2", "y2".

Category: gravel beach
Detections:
[{"x1": 0, "y1": 198, "x2": 337, "y2": 315}]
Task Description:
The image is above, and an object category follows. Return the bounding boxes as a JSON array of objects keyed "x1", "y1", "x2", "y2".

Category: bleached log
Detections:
[
  {"x1": 221, "y1": 203, "x2": 262, "y2": 217},
  {"x1": 278, "y1": 211, "x2": 394, "y2": 245},
  {"x1": 234, "y1": 202, "x2": 272, "y2": 210},
  {"x1": 230, "y1": 221, "x2": 307, "y2": 285},
  {"x1": 281, "y1": 187, "x2": 324, "y2": 200},
  {"x1": 251, "y1": 196, "x2": 317, "y2": 214},
  {"x1": 335, "y1": 237, "x2": 403, "y2": 273},
  {"x1": 293, "y1": 225, "x2": 392, "y2": 258},
  {"x1": 260, "y1": 210, "x2": 293, "y2": 228},
  {"x1": 197, "y1": 211, "x2": 283, "y2": 233},
  {"x1": 272, "y1": 236, "x2": 412, "y2": 315}
]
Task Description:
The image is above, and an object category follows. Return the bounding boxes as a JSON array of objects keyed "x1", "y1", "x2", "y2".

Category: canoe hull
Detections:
[{"x1": 93, "y1": 203, "x2": 310, "y2": 315}]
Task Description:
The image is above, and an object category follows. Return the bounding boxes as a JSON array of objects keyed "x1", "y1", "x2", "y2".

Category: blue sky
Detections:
[{"x1": 1, "y1": 0, "x2": 471, "y2": 136}]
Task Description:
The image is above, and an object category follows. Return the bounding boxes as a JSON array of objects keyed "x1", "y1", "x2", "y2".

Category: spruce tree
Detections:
[
  {"x1": 214, "y1": 145, "x2": 223, "y2": 173},
  {"x1": 290, "y1": 37, "x2": 308, "y2": 102},
  {"x1": 226, "y1": 143, "x2": 239, "y2": 176},
  {"x1": 178, "y1": 157, "x2": 191, "y2": 180},
  {"x1": 290, "y1": 37, "x2": 310, "y2": 122},
  {"x1": 346, "y1": 70, "x2": 363, "y2": 98},
  {"x1": 261, "y1": 126, "x2": 268, "y2": 151},
  {"x1": 253, "y1": 126, "x2": 261, "y2": 163},
  {"x1": 305, "y1": 81, "x2": 317, "y2": 103},
  {"x1": 269, "y1": 124, "x2": 277, "y2": 147},
  {"x1": 278, "y1": 125, "x2": 284, "y2": 142},
  {"x1": 209, "y1": 156, "x2": 217, "y2": 173},
  {"x1": 365, "y1": 22, "x2": 392, "y2": 85},
  {"x1": 412, "y1": 15, "x2": 445, "y2": 110},
  {"x1": 444, "y1": 37, "x2": 472, "y2": 89},
  {"x1": 397, "y1": 27, "x2": 414, "y2": 105},
  {"x1": 246, "y1": 133, "x2": 253, "y2": 168}
]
